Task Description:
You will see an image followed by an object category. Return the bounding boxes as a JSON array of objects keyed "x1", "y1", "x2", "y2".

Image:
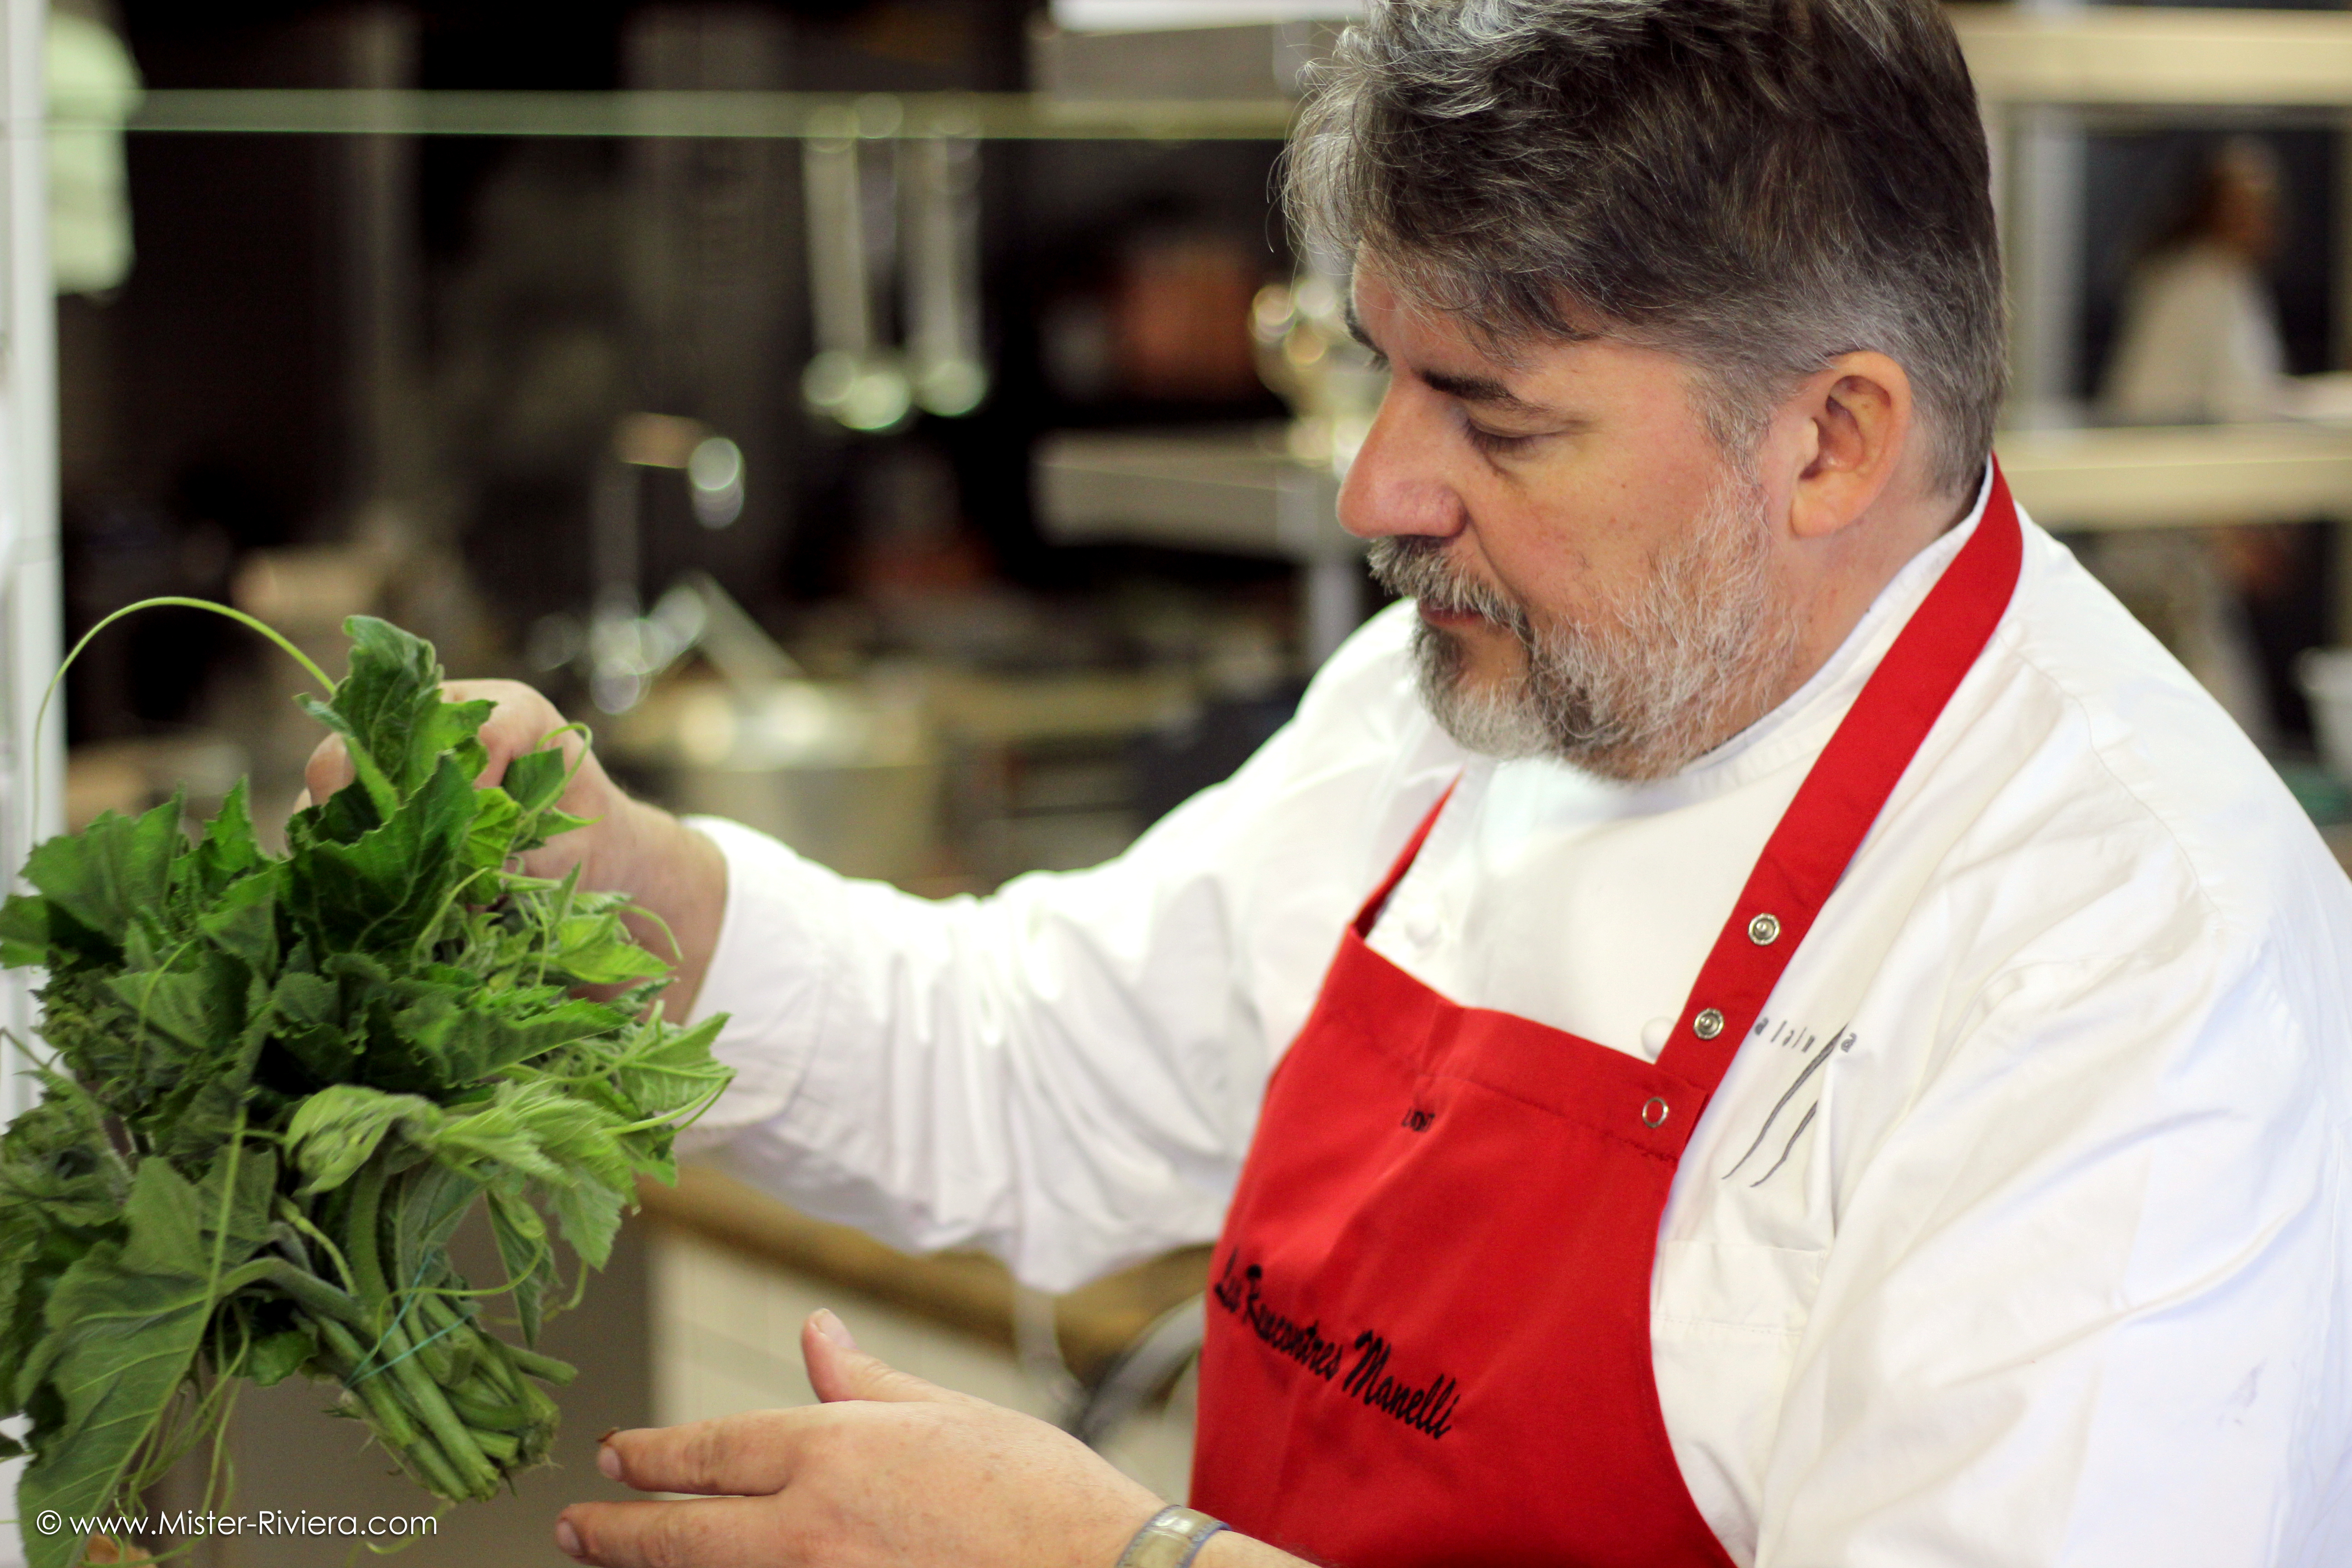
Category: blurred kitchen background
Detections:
[{"x1": 21, "y1": 0, "x2": 2352, "y2": 1559}]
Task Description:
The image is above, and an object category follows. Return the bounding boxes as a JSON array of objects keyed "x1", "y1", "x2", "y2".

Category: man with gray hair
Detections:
[{"x1": 316, "y1": 1, "x2": 2352, "y2": 1563}]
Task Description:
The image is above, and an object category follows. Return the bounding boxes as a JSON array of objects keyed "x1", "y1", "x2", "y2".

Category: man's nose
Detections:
[{"x1": 1338, "y1": 387, "x2": 1463, "y2": 543}]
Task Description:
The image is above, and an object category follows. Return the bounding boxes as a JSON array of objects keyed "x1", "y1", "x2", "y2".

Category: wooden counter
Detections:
[{"x1": 638, "y1": 1162, "x2": 1210, "y2": 1384}]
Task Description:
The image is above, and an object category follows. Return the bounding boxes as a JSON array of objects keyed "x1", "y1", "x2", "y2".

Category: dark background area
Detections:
[{"x1": 62, "y1": 0, "x2": 1298, "y2": 744}]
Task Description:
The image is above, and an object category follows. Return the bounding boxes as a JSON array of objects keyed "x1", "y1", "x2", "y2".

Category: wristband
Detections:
[{"x1": 1116, "y1": 1504, "x2": 1228, "y2": 1568}]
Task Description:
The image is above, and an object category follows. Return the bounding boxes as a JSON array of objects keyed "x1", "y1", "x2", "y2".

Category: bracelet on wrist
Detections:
[{"x1": 1116, "y1": 1504, "x2": 1228, "y2": 1568}]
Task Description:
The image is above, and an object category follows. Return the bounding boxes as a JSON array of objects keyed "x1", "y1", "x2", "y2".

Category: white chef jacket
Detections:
[{"x1": 682, "y1": 476, "x2": 2352, "y2": 1568}]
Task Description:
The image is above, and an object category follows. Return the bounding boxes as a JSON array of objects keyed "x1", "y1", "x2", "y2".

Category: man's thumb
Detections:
[{"x1": 800, "y1": 1309, "x2": 985, "y2": 1407}]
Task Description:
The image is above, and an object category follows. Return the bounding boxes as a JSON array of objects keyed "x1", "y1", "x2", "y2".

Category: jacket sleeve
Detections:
[{"x1": 677, "y1": 603, "x2": 1462, "y2": 1291}]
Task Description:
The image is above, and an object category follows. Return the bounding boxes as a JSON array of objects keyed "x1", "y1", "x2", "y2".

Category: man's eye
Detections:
[{"x1": 1465, "y1": 422, "x2": 1536, "y2": 456}]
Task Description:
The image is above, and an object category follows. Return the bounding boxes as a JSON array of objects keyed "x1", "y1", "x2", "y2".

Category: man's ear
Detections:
[{"x1": 1784, "y1": 351, "x2": 1913, "y2": 542}]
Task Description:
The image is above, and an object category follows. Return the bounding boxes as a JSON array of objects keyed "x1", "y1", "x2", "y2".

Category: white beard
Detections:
[{"x1": 1367, "y1": 469, "x2": 1801, "y2": 781}]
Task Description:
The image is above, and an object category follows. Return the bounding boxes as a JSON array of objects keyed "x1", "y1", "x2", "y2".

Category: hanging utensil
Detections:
[
  {"x1": 902, "y1": 117, "x2": 988, "y2": 417},
  {"x1": 802, "y1": 95, "x2": 913, "y2": 432}
]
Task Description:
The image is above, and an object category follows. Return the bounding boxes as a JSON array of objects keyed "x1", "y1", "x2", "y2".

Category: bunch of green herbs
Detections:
[{"x1": 0, "y1": 615, "x2": 731, "y2": 1568}]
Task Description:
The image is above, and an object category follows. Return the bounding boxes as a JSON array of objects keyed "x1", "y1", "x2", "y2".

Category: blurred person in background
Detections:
[
  {"x1": 2095, "y1": 136, "x2": 2298, "y2": 747},
  {"x1": 312, "y1": 3, "x2": 2352, "y2": 1565},
  {"x1": 2104, "y1": 137, "x2": 2290, "y2": 426}
]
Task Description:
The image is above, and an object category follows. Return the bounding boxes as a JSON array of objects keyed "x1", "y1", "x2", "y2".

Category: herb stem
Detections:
[
  {"x1": 236, "y1": 1258, "x2": 365, "y2": 1328},
  {"x1": 345, "y1": 1159, "x2": 392, "y2": 1300},
  {"x1": 504, "y1": 1344, "x2": 578, "y2": 1385},
  {"x1": 379, "y1": 1330, "x2": 500, "y2": 1497}
]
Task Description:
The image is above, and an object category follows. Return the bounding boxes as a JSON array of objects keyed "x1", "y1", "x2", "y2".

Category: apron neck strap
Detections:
[
  {"x1": 1654, "y1": 460, "x2": 2024, "y2": 1097},
  {"x1": 1353, "y1": 779, "x2": 1462, "y2": 939}
]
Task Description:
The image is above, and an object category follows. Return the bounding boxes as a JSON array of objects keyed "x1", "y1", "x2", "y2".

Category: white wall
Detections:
[{"x1": 0, "y1": 0, "x2": 58, "y2": 1556}]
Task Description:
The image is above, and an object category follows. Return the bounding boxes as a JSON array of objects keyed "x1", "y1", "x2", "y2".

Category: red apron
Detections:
[{"x1": 1192, "y1": 469, "x2": 2024, "y2": 1567}]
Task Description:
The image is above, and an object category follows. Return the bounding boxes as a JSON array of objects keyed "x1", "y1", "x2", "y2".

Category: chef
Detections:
[{"x1": 314, "y1": 1, "x2": 2352, "y2": 1564}]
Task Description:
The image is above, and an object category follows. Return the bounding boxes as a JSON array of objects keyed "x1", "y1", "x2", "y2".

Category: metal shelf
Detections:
[
  {"x1": 1996, "y1": 422, "x2": 2352, "y2": 530},
  {"x1": 1036, "y1": 428, "x2": 1352, "y2": 561},
  {"x1": 1954, "y1": 5, "x2": 2352, "y2": 108},
  {"x1": 113, "y1": 88, "x2": 1296, "y2": 142}
]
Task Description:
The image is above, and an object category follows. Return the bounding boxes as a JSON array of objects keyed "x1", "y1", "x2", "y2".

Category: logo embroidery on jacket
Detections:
[{"x1": 1720, "y1": 1017, "x2": 1856, "y2": 1188}]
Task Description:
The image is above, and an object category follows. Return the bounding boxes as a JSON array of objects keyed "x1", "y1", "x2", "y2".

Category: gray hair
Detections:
[{"x1": 1287, "y1": 0, "x2": 2006, "y2": 499}]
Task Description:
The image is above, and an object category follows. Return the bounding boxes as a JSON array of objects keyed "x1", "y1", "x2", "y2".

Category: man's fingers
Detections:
[
  {"x1": 555, "y1": 1494, "x2": 777, "y2": 1568},
  {"x1": 800, "y1": 1308, "x2": 988, "y2": 1407},
  {"x1": 597, "y1": 1409, "x2": 816, "y2": 1497},
  {"x1": 301, "y1": 733, "x2": 355, "y2": 808}
]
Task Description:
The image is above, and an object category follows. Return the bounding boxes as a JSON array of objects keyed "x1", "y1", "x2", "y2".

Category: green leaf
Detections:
[
  {"x1": 18, "y1": 1162, "x2": 220, "y2": 1568},
  {"x1": 294, "y1": 694, "x2": 401, "y2": 823},
  {"x1": 265, "y1": 968, "x2": 354, "y2": 1087},
  {"x1": 546, "y1": 903, "x2": 667, "y2": 988},
  {"x1": 196, "y1": 866, "x2": 282, "y2": 975},
  {"x1": 612, "y1": 1017, "x2": 734, "y2": 1123},
  {"x1": 0, "y1": 1076, "x2": 130, "y2": 1235},
  {"x1": 194, "y1": 1146, "x2": 278, "y2": 1269},
  {"x1": 418, "y1": 1098, "x2": 560, "y2": 1186},
  {"x1": 462, "y1": 786, "x2": 521, "y2": 874},
  {"x1": 510, "y1": 1090, "x2": 633, "y2": 1192},
  {"x1": 501, "y1": 748, "x2": 568, "y2": 814},
  {"x1": 285, "y1": 757, "x2": 476, "y2": 954},
  {"x1": 403, "y1": 995, "x2": 630, "y2": 1088},
  {"x1": 102, "y1": 946, "x2": 249, "y2": 1054},
  {"x1": 387, "y1": 1164, "x2": 482, "y2": 1294},
  {"x1": 485, "y1": 1186, "x2": 551, "y2": 1345},
  {"x1": 285, "y1": 1086, "x2": 443, "y2": 1196},
  {"x1": 189, "y1": 780, "x2": 265, "y2": 897},
  {"x1": 547, "y1": 1177, "x2": 629, "y2": 1272},
  {"x1": 301, "y1": 617, "x2": 492, "y2": 806},
  {"x1": 290, "y1": 764, "x2": 384, "y2": 848},
  {"x1": 157, "y1": 1052, "x2": 260, "y2": 1172},
  {"x1": 0, "y1": 895, "x2": 60, "y2": 969},
  {"x1": 244, "y1": 1326, "x2": 314, "y2": 1387},
  {"x1": 20, "y1": 799, "x2": 184, "y2": 951}
]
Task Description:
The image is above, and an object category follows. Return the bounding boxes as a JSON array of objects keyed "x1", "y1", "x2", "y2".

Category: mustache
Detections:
[{"x1": 1365, "y1": 536, "x2": 1530, "y2": 637}]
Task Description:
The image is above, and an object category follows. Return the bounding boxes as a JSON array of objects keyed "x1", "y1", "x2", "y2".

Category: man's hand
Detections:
[
  {"x1": 552, "y1": 1310, "x2": 1165, "y2": 1568},
  {"x1": 301, "y1": 678, "x2": 727, "y2": 1015}
]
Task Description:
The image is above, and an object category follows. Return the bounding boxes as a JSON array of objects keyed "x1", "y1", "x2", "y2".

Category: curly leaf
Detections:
[{"x1": 286, "y1": 1086, "x2": 444, "y2": 1196}]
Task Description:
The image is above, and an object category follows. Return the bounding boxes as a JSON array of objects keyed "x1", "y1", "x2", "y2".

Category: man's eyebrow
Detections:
[
  {"x1": 1343, "y1": 296, "x2": 1561, "y2": 416},
  {"x1": 1416, "y1": 367, "x2": 1554, "y2": 416}
]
